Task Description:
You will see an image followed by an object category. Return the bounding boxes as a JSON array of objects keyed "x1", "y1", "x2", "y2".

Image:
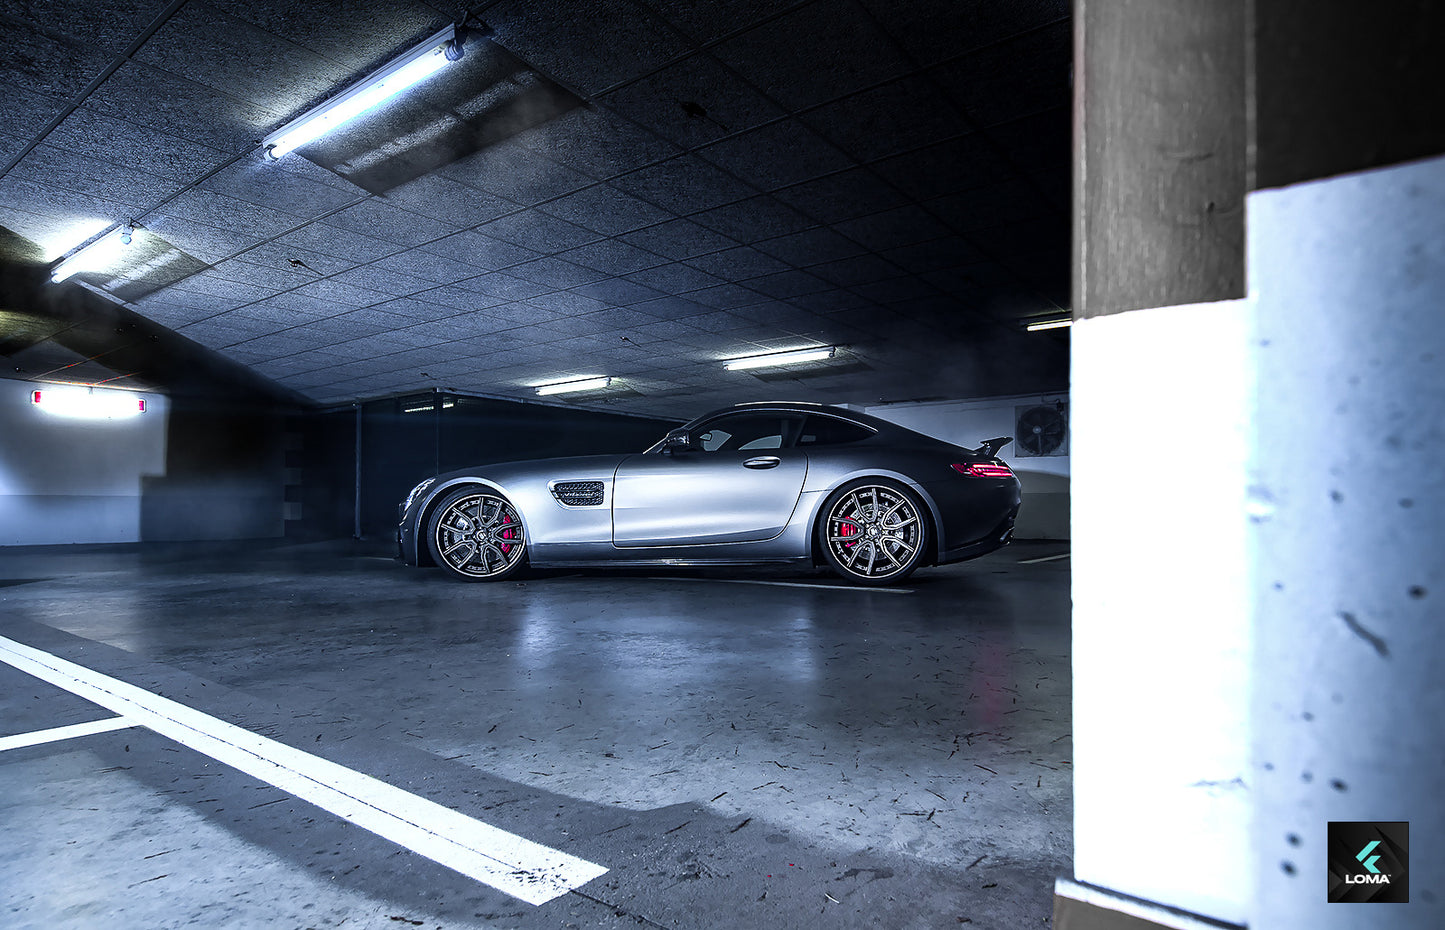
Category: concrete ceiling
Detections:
[{"x1": 0, "y1": 0, "x2": 1071, "y2": 418}]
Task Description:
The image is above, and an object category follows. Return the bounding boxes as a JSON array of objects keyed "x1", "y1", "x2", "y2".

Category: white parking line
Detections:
[
  {"x1": 1017, "y1": 552, "x2": 1071, "y2": 564},
  {"x1": 0, "y1": 634, "x2": 606, "y2": 905},
  {"x1": 648, "y1": 576, "x2": 914, "y2": 595},
  {"x1": 0, "y1": 716, "x2": 137, "y2": 752}
]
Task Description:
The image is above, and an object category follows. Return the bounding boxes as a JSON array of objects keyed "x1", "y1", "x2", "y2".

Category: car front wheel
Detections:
[
  {"x1": 818, "y1": 479, "x2": 928, "y2": 585},
  {"x1": 426, "y1": 487, "x2": 528, "y2": 581}
]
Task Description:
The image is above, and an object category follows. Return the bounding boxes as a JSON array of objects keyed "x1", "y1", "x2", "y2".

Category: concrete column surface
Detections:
[
  {"x1": 1074, "y1": 0, "x2": 1245, "y2": 318},
  {"x1": 1248, "y1": 153, "x2": 1445, "y2": 927},
  {"x1": 1070, "y1": 299, "x2": 1253, "y2": 925}
]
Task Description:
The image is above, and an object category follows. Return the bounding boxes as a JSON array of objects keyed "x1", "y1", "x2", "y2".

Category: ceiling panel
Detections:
[
  {"x1": 437, "y1": 138, "x2": 596, "y2": 205},
  {"x1": 379, "y1": 176, "x2": 519, "y2": 228},
  {"x1": 0, "y1": 0, "x2": 1070, "y2": 417},
  {"x1": 481, "y1": 0, "x2": 690, "y2": 95},
  {"x1": 9, "y1": 145, "x2": 185, "y2": 210},
  {"x1": 638, "y1": 0, "x2": 792, "y2": 46},
  {"x1": 84, "y1": 62, "x2": 286, "y2": 150},
  {"x1": 800, "y1": 76, "x2": 967, "y2": 164},
  {"x1": 929, "y1": 21, "x2": 1073, "y2": 129},
  {"x1": 536, "y1": 183, "x2": 672, "y2": 236},
  {"x1": 696, "y1": 119, "x2": 851, "y2": 192},
  {"x1": 607, "y1": 154, "x2": 755, "y2": 214},
  {"x1": 859, "y1": 0, "x2": 1068, "y2": 67},
  {"x1": 712, "y1": 0, "x2": 914, "y2": 112},
  {"x1": 556, "y1": 239, "x2": 669, "y2": 276},
  {"x1": 599, "y1": 53, "x2": 786, "y2": 150}
]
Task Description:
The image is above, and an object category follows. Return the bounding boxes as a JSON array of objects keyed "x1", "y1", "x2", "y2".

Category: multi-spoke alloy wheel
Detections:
[
  {"x1": 818, "y1": 479, "x2": 927, "y2": 584},
  {"x1": 426, "y1": 487, "x2": 528, "y2": 581}
]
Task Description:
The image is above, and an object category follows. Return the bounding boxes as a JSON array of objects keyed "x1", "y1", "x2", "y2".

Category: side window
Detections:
[
  {"x1": 695, "y1": 427, "x2": 734, "y2": 452},
  {"x1": 690, "y1": 413, "x2": 803, "y2": 452},
  {"x1": 797, "y1": 414, "x2": 874, "y2": 446}
]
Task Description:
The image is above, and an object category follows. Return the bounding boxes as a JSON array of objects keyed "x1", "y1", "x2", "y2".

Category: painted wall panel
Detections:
[{"x1": 0, "y1": 379, "x2": 168, "y2": 545}]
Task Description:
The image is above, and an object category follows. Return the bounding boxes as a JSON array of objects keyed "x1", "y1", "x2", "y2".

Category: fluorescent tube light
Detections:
[
  {"x1": 402, "y1": 400, "x2": 455, "y2": 413},
  {"x1": 535, "y1": 377, "x2": 611, "y2": 396},
  {"x1": 723, "y1": 347, "x2": 836, "y2": 371},
  {"x1": 50, "y1": 227, "x2": 130, "y2": 283},
  {"x1": 263, "y1": 25, "x2": 458, "y2": 159},
  {"x1": 1026, "y1": 318, "x2": 1073, "y2": 332},
  {"x1": 40, "y1": 219, "x2": 111, "y2": 261},
  {"x1": 32, "y1": 387, "x2": 147, "y2": 419}
]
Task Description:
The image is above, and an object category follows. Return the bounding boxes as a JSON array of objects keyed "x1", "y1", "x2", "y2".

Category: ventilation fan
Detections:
[{"x1": 1015, "y1": 403, "x2": 1068, "y2": 457}]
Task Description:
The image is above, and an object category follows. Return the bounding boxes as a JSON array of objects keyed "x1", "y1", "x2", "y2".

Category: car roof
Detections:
[{"x1": 685, "y1": 401, "x2": 919, "y2": 437}]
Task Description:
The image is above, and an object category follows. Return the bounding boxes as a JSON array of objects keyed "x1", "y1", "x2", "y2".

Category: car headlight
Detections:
[{"x1": 402, "y1": 477, "x2": 436, "y2": 513}]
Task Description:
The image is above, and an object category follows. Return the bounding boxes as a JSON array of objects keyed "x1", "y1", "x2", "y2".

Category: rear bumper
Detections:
[
  {"x1": 937, "y1": 509, "x2": 1018, "y2": 565},
  {"x1": 921, "y1": 474, "x2": 1021, "y2": 564}
]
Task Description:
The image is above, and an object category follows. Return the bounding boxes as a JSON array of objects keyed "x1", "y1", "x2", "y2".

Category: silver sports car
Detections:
[{"x1": 396, "y1": 401, "x2": 1021, "y2": 585}]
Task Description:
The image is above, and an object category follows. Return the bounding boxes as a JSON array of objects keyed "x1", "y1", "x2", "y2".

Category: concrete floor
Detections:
[{"x1": 0, "y1": 539, "x2": 1071, "y2": 929}]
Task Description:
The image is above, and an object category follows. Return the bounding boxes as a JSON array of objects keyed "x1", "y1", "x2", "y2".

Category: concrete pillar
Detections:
[
  {"x1": 1247, "y1": 147, "x2": 1445, "y2": 930},
  {"x1": 1073, "y1": 0, "x2": 1246, "y2": 318},
  {"x1": 1062, "y1": 2, "x2": 1252, "y2": 927},
  {"x1": 1247, "y1": 4, "x2": 1445, "y2": 926},
  {"x1": 1065, "y1": 1, "x2": 1444, "y2": 928}
]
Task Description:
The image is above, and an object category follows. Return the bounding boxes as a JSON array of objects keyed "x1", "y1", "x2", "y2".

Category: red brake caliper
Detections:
[
  {"x1": 499, "y1": 513, "x2": 514, "y2": 554},
  {"x1": 838, "y1": 516, "x2": 858, "y2": 548}
]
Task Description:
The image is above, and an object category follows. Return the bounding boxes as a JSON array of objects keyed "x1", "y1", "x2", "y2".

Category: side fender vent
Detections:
[{"x1": 551, "y1": 480, "x2": 604, "y2": 506}]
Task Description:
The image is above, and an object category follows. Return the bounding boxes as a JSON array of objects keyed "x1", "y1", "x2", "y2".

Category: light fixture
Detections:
[
  {"x1": 31, "y1": 387, "x2": 147, "y2": 419},
  {"x1": 50, "y1": 226, "x2": 132, "y2": 283},
  {"x1": 39, "y1": 219, "x2": 112, "y2": 261},
  {"x1": 723, "y1": 346, "x2": 837, "y2": 371},
  {"x1": 535, "y1": 376, "x2": 612, "y2": 396},
  {"x1": 1026, "y1": 318, "x2": 1072, "y2": 332},
  {"x1": 263, "y1": 24, "x2": 461, "y2": 159},
  {"x1": 402, "y1": 399, "x2": 455, "y2": 413}
]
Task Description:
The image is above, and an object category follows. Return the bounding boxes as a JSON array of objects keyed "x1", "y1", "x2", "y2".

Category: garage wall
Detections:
[
  {"x1": 865, "y1": 395, "x2": 1070, "y2": 540},
  {"x1": 139, "y1": 398, "x2": 290, "y2": 542},
  {"x1": 0, "y1": 378, "x2": 168, "y2": 546},
  {"x1": 291, "y1": 408, "x2": 357, "y2": 541}
]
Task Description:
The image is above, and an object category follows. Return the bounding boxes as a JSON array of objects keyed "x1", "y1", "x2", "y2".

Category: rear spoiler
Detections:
[{"x1": 973, "y1": 436, "x2": 1013, "y2": 458}]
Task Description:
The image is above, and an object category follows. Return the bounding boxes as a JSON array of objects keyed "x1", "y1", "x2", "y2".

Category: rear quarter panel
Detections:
[{"x1": 793, "y1": 444, "x2": 1020, "y2": 560}]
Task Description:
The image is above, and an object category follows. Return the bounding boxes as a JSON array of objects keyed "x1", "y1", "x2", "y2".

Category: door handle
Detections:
[{"x1": 743, "y1": 456, "x2": 781, "y2": 469}]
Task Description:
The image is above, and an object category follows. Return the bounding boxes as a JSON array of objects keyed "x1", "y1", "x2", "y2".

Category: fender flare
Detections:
[{"x1": 413, "y1": 477, "x2": 517, "y2": 567}]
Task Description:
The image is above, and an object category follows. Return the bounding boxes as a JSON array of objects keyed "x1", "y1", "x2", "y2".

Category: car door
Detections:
[{"x1": 612, "y1": 411, "x2": 808, "y2": 547}]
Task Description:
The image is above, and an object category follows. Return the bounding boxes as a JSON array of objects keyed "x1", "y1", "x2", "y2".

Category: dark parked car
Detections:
[{"x1": 397, "y1": 402, "x2": 1020, "y2": 585}]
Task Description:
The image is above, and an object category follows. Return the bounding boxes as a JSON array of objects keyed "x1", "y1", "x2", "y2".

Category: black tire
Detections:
[
  {"x1": 425, "y1": 487, "x2": 528, "y2": 581},
  {"x1": 817, "y1": 478, "x2": 928, "y2": 585}
]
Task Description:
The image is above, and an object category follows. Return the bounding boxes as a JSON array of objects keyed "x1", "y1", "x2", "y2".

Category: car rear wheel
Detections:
[
  {"x1": 818, "y1": 479, "x2": 928, "y2": 585},
  {"x1": 426, "y1": 487, "x2": 528, "y2": 581}
]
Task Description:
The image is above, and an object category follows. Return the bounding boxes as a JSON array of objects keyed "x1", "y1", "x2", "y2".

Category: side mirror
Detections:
[{"x1": 662, "y1": 428, "x2": 693, "y2": 454}]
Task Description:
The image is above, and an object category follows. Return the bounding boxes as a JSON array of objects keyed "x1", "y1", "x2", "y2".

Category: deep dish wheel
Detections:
[
  {"x1": 426, "y1": 487, "x2": 528, "y2": 581},
  {"x1": 818, "y1": 479, "x2": 928, "y2": 585}
]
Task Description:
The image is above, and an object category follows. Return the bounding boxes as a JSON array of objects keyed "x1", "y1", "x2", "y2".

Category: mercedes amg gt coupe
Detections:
[{"x1": 397, "y1": 402, "x2": 1021, "y2": 585}]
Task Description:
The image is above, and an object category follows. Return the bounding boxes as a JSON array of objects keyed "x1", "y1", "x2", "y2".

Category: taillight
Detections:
[{"x1": 952, "y1": 462, "x2": 1014, "y2": 478}]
